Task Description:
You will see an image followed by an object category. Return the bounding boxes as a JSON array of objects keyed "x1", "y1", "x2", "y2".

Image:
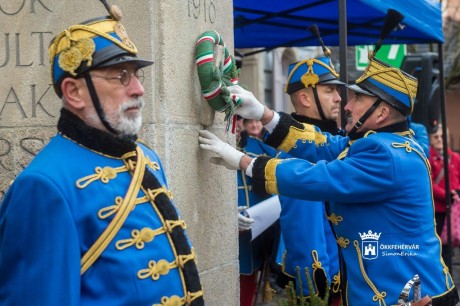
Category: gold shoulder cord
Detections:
[{"x1": 81, "y1": 146, "x2": 146, "y2": 275}]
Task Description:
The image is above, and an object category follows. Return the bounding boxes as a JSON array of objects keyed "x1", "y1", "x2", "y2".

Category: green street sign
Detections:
[{"x1": 355, "y1": 44, "x2": 407, "y2": 71}]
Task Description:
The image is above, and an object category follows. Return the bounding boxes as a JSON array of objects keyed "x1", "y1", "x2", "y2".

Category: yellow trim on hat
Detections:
[
  {"x1": 284, "y1": 58, "x2": 339, "y2": 92},
  {"x1": 356, "y1": 59, "x2": 417, "y2": 111},
  {"x1": 49, "y1": 20, "x2": 138, "y2": 83},
  {"x1": 49, "y1": 21, "x2": 138, "y2": 61}
]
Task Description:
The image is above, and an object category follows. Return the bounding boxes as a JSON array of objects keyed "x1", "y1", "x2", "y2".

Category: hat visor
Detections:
[
  {"x1": 98, "y1": 55, "x2": 154, "y2": 69},
  {"x1": 346, "y1": 84, "x2": 376, "y2": 96},
  {"x1": 320, "y1": 79, "x2": 345, "y2": 86}
]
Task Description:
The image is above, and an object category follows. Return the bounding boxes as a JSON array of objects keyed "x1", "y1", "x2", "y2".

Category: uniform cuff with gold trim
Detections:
[
  {"x1": 252, "y1": 156, "x2": 283, "y2": 197},
  {"x1": 265, "y1": 112, "x2": 304, "y2": 149}
]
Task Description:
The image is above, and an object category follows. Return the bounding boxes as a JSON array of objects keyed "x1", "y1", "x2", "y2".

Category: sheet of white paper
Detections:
[{"x1": 245, "y1": 196, "x2": 281, "y2": 241}]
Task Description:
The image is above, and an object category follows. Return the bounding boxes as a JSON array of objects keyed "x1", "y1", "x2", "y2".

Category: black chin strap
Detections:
[
  {"x1": 312, "y1": 87, "x2": 327, "y2": 120},
  {"x1": 83, "y1": 73, "x2": 118, "y2": 135},
  {"x1": 347, "y1": 98, "x2": 382, "y2": 137}
]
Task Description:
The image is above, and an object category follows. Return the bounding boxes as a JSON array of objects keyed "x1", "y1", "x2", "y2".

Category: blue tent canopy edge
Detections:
[{"x1": 234, "y1": 0, "x2": 443, "y2": 49}]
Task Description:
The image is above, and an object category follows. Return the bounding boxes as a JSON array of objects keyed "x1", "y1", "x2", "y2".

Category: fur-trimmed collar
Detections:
[{"x1": 57, "y1": 108, "x2": 137, "y2": 157}]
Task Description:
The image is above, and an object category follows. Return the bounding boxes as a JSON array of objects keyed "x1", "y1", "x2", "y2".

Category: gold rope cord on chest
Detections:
[
  {"x1": 115, "y1": 220, "x2": 186, "y2": 250},
  {"x1": 76, "y1": 165, "x2": 128, "y2": 188}
]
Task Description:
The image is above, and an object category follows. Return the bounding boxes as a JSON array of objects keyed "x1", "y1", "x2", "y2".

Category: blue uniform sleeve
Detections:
[
  {"x1": 264, "y1": 112, "x2": 349, "y2": 162},
  {"x1": 252, "y1": 136, "x2": 397, "y2": 202},
  {"x1": 0, "y1": 172, "x2": 81, "y2": 305}
]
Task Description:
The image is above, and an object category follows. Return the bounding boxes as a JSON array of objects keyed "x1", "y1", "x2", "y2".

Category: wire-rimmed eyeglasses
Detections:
[{"x1": 90, "y1": 69, "x2": 145, "y2": 86}]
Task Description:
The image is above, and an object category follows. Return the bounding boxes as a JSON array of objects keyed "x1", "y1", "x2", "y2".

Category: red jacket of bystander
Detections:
[{"x1": 429, "y1": 146, "x2": 460, "y2": 213}]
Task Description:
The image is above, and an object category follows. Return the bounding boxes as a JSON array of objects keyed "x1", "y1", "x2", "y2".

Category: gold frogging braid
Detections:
[
  {"x1": 353, "y1": 240, "x2": 387, "y2": 305},
  {"x1": 327, "y1": 213, "x2": 343, "y2": 226},
  {"x1": 311, "y1": 250, "x2": 327, "y2": 294},
  {"x1": 332, "y1": 272, "x2": 341, "y2": 293},
  {"x1": 154, "y1": 291, "x2": 204, "y2": 306},
  {"x1": 80, "y1": 146, "x2": 146, "y2": 275},
  {"x1": 336, "y1": 236, "x2": 350, "y2": 248},
  {"x1": 76, "y1": 164, "x2": 129, "y2": 189},
  {"x1": 137, "y1": 250, "x2": 196, "y2": 281}
]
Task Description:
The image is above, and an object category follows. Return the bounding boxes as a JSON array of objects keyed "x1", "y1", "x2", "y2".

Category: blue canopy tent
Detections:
[
  {"x1": 234, "y1": 0, "x2": 443, "y2": 49},
  {"x1": 233, "y1": 0, "x2": 455, "y2": 271},
  {"x1": 233, "y1": 0, "x2": 444, "y2": 109}
]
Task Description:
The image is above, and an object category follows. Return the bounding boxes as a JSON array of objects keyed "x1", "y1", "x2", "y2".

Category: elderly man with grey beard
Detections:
[{"x1": 0, "y1": 2, "x2": 204, "y2": 305}]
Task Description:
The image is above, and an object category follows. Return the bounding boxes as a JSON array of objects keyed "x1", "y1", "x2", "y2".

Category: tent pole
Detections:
[
  {"x1": 338, "y1": 0, "x2": 348, "y2": 129},
  {"x1": 438, "y1": 42, "x2": 453, "y2": 272}
]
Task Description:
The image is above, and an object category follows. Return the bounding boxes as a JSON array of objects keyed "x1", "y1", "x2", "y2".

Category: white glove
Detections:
[
  {"x1": 238, "y1": 206, "x2": 255, "y2": 231},
  {"x1": 198, "y1": 130, "x2": 245, "y2": 170},
  {"x1": 228, "y1": 85, "x2": 265, "y2": 120}
]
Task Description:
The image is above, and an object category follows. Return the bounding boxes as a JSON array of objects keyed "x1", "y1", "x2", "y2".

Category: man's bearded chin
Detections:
[{"x1": 110, "y1": 97, "x2": 145, "y2": 137}]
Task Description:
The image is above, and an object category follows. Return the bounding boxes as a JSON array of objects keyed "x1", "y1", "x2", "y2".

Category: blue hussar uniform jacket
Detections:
[
  {"x1": 409, "y1": 121, "x2": 430, "y2": 157},
  {"x1": 251, "y1": 112, "x2": 458, "y2": 306},
  {"x1": 237, "y1": 131, "x2": 281, "y2": 275},
  {"x1": 0, "y1": 109, "x2": 204, "y2": 306},
  {"x1": 278, "y1": 114, "x2": 341, "y2": 298}
]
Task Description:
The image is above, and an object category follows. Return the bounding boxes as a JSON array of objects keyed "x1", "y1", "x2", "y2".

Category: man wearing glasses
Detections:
[{"x1": 0, "y1": 3, "x2": 204, "y2": 306}]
